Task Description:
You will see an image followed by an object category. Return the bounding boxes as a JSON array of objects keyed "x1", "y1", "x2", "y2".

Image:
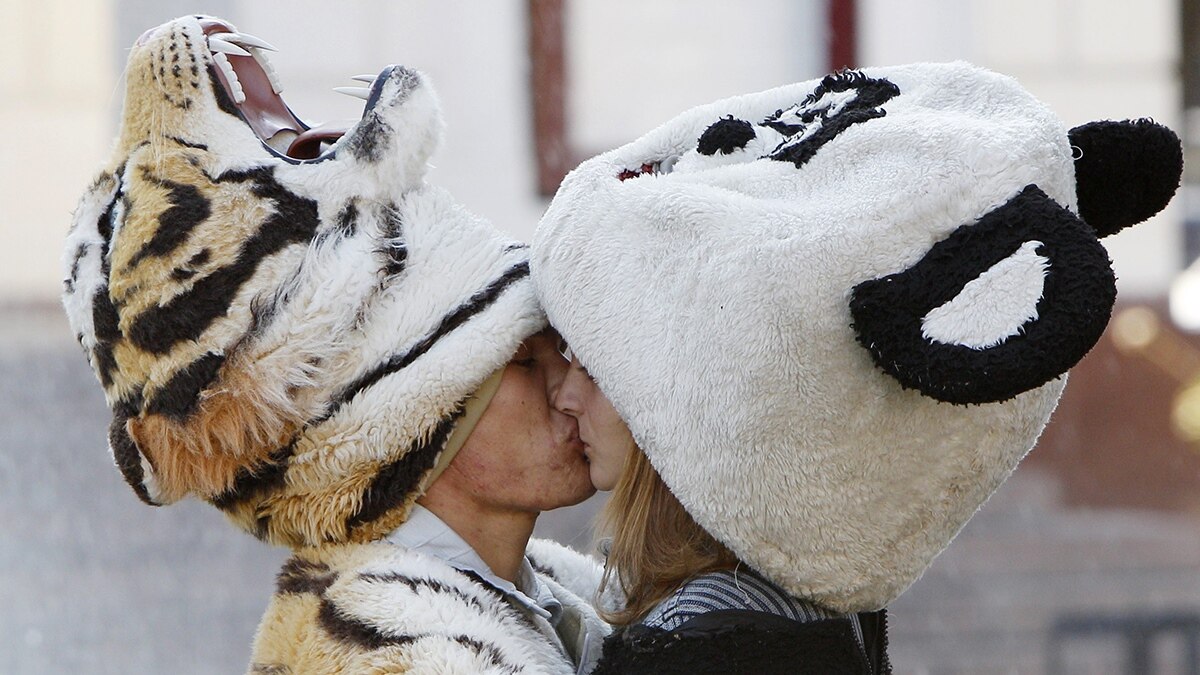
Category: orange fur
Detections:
[{"x1": 129, "y1": 363, "x2": 305, "y2": 501}]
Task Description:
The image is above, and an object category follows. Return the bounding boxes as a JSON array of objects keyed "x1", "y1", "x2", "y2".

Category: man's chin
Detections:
[{"x1": 549, "y1": 482, "x2": 597, "y2": 510}]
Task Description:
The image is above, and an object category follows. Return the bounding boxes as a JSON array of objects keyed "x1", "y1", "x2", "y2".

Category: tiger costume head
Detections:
[
  {"x1": 61, "y1": 15, "x2": 543, "y2": 547},
  {"x1": 534, "y1": 62, "x2": 1182, "y2": 611}
]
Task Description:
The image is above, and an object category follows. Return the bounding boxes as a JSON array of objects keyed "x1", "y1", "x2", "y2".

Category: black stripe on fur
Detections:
[
  {"x1": 358, "y1": 572, "x2": 490, "y2": 614},
  {"x1": 127, "y1": 167, "x2": 319, "y2": 354},
  {"x1": 276, "y1": 558, "x2": 336, "y2": 595},
  {"x1": 126, "y1": 169, "x2": 212, "y2": 268},
  {"x1": 209, "y1": 441, "x2": 295, "y2": 512},
  {"x1": 109, "y1": 395, "x2": 155, "y2": 505},
  {"x1": 336, "y1": 201, "x2": 360, "y2": 237},
  {"x1": 326, "y1": 262, "x2": 530, "y2": 420},
  {"x1": 64, "y1": 243, "x2": 88, "y2": 294},
  {"x1": 378, "y1": 205, "x2": 408, "y2": 278},
  {"x1": 91, "y1": 287, "x2": 122, "y2": 389},
  {"x1": 318, "y1": 599, "x2": 417, "y2": 650},
  {"x1": 345, "y1": 409, "x2": 463, "y2": 534},
  {"x1": 144, "y1": 351, "x2": 226, "y2": 420},
  {"x1": 167, "y1": 135, "x2": 208, "y2": 150},
  {"x1": 317, "y1": 599, "x2": 519, "y2": 672},
  {"x1": 454, "y1": 636, "x2": 515, "y2": 672},
  {"x1": 209, "y1": 68, "x2": 241, "y2": 118},
  {"x1": 88, "y1": 186, "x2": 123, "y2": 387}
]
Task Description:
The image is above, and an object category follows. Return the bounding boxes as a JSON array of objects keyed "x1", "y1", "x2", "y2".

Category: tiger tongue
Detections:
[
  {"x1": 225, "y1": 49, "x2": 307, "y2": 144},
  {"x1": 286, "y1": 123, "x2": 353, "y2": 160}
]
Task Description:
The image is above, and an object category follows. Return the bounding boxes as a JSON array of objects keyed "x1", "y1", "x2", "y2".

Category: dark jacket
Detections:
[{"x1": 591, "y1": 608, "x2": 891, "y2": 674}]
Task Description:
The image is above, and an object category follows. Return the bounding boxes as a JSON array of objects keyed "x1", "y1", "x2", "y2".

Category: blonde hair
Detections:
[{"x1": 596, "y1": 446, "x2": 738, "y2": 626}]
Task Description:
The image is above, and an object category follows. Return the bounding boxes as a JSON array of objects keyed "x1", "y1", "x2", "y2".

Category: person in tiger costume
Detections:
[{"x1": 61, "y1": 14, "x2": 608, "y2": 674}]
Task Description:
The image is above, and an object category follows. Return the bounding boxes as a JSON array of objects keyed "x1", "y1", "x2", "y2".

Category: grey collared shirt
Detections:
[{"x1": 388, "y1": 506, "x2": 567, "y2": 648}]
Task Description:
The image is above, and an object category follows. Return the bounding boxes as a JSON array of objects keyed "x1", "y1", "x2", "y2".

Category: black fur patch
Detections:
[
  {"x1": 97, "y1": 187, "x2": 120, "y2": 265},
  {"x1": 345, "y1": 112, "x2": 391, "y2": 163},
  {"x1": 209, "y1": 68, "x2": 241, "y2": 118},
  {"x1": 318, "y1": 599, "x2": 417, "y2": 651},
  {"x1": 91, "y1": 287, "x2": 122, "y2": 389},
  {"x1": 325, "y1": 262, "x2": 530, "y2": 419},
  {"x1": 335, "y1": 201, "x2": 360, "y2": 237},
  {"x1": 109, "y1": 395, "x2": 155, "y2": 506},
  {"x1": 698, "y1": 116, "x2": 756, "y2": 156},
  {"x1": 379, "y1": 206, "x2": 408, "y2": 277},
  {"x1": 453, "y1": 636, "x2": 512, "y2": 671},
  {"x1": 276, "y1": 558, "x2": 337, "y2": 595},
  {"x1": 126, "y1": 169, "x2": 212, "y2": 269},
  {"x1": 167, "y1": 135, "x2": 208, "y2": 150},
  {"x1": 357, "y1": 572, "x2": 489, "y2": 614},
  {"x1": 318, "y1": 598, "x2": 519, "y2": 671},
  {"x1": 344, "y1": 410, "x2": 462, "y2": 534},
  {"x1": 171, "y1": 248, "x2": 212, "y2": 281},
  {"x1": 209, "y1": 440, "x2": 296, "y2": 513},
  {"x1": 126, "y1": 168, "x2": 320, "y2": 354},
  {"x1": 1069, "y1": 118, "x2": 1182, "y2": 238},
  {"x1": 766, "y1": 70, "x2": 900, "y2": 169},
  {"x1": 144, "y1": 352, "x2": 226, "y2": 420},
  {"x1": 849, "y1": 185, "x2": 1116, "y2": 405},
  {"x1": 64, "y1": 243, "x2": 89, "y2": 294}
]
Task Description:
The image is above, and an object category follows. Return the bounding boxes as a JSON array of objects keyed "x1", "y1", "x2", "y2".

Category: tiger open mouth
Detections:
[{"x1": 169, "y1": 18, "x2": 384, "y2": 160}]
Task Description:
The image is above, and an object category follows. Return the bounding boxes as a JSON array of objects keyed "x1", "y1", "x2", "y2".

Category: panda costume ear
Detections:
[
  {"x1": 850, "y1": 120, "x2": 1182, "y2": 406},
  {"x1": 1070, "y1": 118, "x2": 1182, "y2": 237}
]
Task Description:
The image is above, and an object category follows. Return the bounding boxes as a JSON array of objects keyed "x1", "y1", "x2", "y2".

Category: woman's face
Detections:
[{"x1": 553, "y1": 353, "x2": 636, "y2": 491}]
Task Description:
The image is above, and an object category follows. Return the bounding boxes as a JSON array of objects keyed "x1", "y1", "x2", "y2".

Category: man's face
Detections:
[{"x1": 443, "y1": 329, "x2": 595, "y2": 513}]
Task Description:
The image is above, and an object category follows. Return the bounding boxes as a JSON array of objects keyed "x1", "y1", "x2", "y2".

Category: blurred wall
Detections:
[
  {"x1": 860, "y1": 0, "x2": 1183, "y2": 299},
  {"x1": 1, "y1": 0, "x2": 118, "y2": 303}
]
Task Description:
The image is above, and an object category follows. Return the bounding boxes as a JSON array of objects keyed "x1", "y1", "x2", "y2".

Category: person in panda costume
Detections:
[{"x1": 532, "y1": 62, "x2": 1182, "y2": 674}]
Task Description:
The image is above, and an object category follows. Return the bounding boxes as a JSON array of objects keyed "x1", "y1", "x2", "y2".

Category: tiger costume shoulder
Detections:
[
  {"x1": 252, "y1": 541, "x2": 606, "y2": 675},
  {"x1": 61, "y1": 14, "x2": 605, "y2": 673}
]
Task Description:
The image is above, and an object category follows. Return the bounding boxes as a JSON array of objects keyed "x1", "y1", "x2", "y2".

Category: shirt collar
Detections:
[{"x1": 388, "y1": 505, "x2": 563, "y2": 624}]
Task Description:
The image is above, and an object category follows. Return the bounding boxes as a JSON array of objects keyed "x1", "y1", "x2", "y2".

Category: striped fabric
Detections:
[{"x1": 643, "y1": 566, "x2": 854, "y2": 634}]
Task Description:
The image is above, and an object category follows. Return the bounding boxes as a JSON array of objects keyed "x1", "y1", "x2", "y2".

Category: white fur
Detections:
[
  {"x1": 922, "y1": 240, "x2": 1049, "y2": 349},
  {"x1": 533, "y1": 62, "x2": 1079, "y2": 612},
  {"x1": 251, "y1": 541, "x2": 610, "y2": 674}
]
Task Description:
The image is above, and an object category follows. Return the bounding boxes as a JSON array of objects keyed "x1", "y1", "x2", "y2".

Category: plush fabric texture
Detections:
[
  {"x1": 533, "y1": 62, "x2": 1181, "y2": 612},
  {"x1": 592, "y1": 610, "x2": 886, "y2": 675},
  {"x1": 249, "y1": 539, "x2": 610, "y2": 675},
  {"x1": 1068, "y1": 118, "x2": 1183, "y2": 237},
  {"x1": 60, "y1": 14, "x2": 544, "y2": 548}
]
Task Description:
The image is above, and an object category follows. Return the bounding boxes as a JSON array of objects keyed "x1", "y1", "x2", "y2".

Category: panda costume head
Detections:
[{"x1": 532, "y1": 62, "x2": 1181, "y2": 612}]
